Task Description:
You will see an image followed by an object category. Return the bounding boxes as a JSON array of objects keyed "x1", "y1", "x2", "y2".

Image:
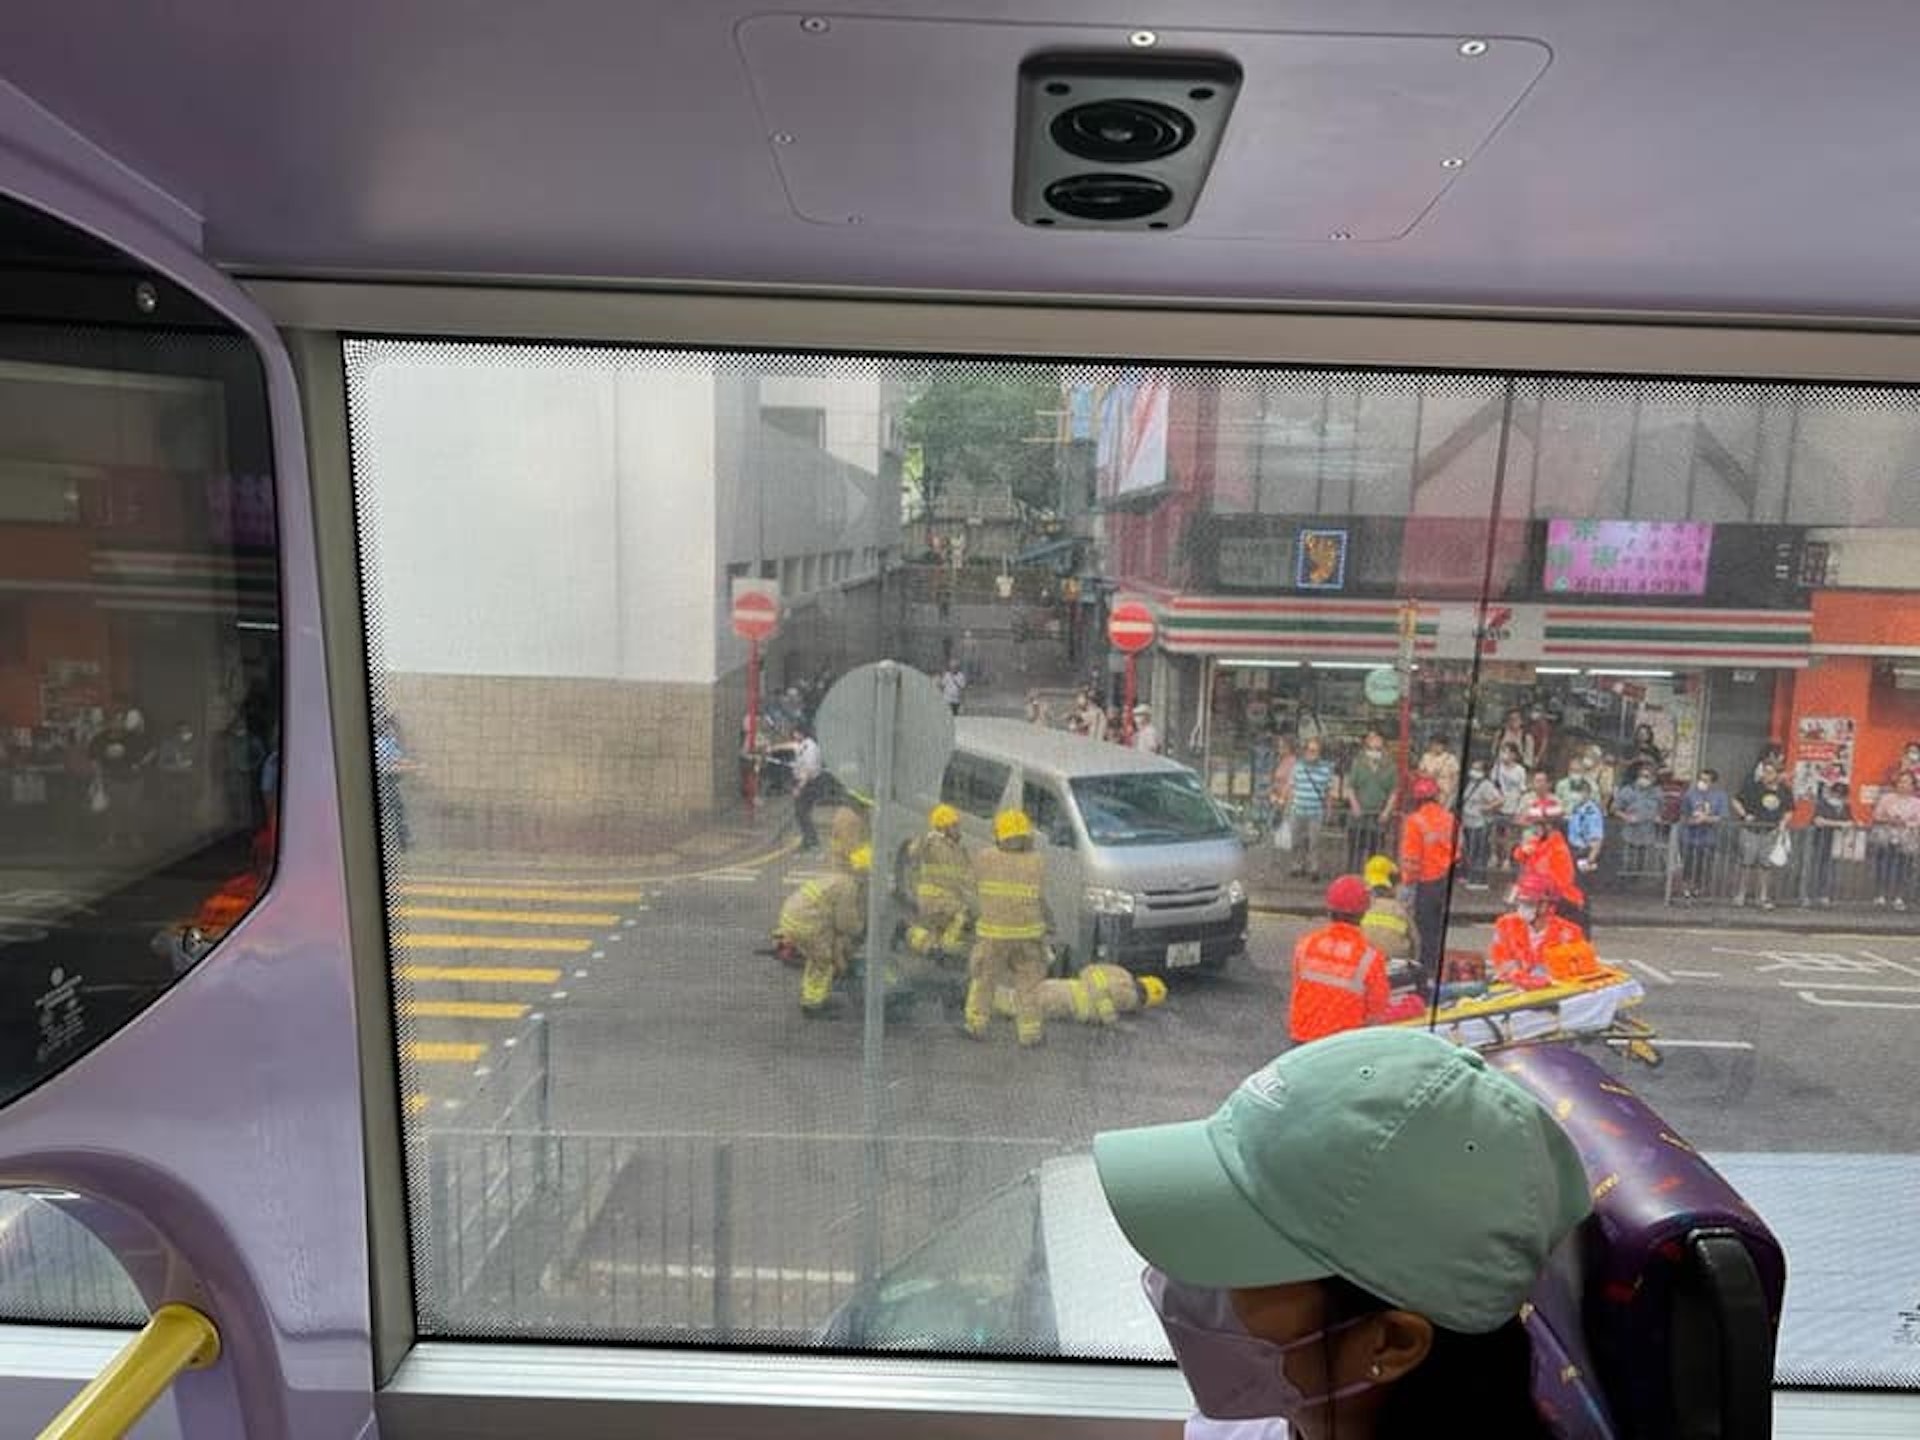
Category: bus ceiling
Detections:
[{"x1": 1, "y1": 3, "x2": 1918, "y2": 322}]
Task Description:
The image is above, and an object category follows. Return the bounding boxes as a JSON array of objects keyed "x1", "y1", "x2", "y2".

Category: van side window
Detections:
[
  {"x1": 1022, "y1": 781, "x2": 1072, "y2": 847},
  {"x1": 942, "y1": 753, "x2": 1011, "y2": 821}
]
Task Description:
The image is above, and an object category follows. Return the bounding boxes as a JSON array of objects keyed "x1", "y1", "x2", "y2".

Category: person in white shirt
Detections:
[
  {"x1": 1131, "y1": 704, "x2": 1162, "y2": 754},
  {"x1": 939, "y1": 663, "x2": 967, "y2": 714},
  {"x1": 790, "y1": 727, "x2": 825, "y2": 850}
]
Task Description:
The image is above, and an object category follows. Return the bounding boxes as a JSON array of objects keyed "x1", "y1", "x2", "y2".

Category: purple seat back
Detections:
[{"x1": 1500, "y1": 1045, "x2": 1786, "y2": 1440}]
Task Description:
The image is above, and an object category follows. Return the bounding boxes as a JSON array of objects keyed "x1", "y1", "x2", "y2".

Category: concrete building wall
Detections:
[{"x1": 349, "y1": 346, "x2": 903, "y2": 849}]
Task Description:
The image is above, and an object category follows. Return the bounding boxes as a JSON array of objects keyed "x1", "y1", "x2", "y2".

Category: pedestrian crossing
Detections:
[{"x1": 394, "y1": 872, "x2": 650, "y2": 1119}]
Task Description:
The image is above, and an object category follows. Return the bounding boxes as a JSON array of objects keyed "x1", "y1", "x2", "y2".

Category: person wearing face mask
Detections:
[
  {"x1": 1458, "y1": 760, "x2": 1502, "y2": 890},
  {"x1": 1488, "y1": 872, "x2": 1597, "y2": 988},
  {"x1": 1610, "y1": 762, "x2": 1664, "y2": 882},
  {"x1": 1096, "y1": 1027, "x2": 1591, "y2": 1440},
  {"x1": 1343, "y1": 732, "x2": 1399, "y2": 874},
  {"x1": 1511, "y1": 816, "x2": 1589, "y2": 937},
  {"x1": 1677, "y1": 769, "x2": 1729, "y2": 903}
]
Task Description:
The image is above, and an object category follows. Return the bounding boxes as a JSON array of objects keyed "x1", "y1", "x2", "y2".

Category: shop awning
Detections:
[{"x1": 1158, "y1": 596, "x2": 1812, "y2": 668}]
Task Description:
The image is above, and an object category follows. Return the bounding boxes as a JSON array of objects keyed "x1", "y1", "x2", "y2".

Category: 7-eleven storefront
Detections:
[{"x1": 1144, "y1": 597, "x2": 1813, "y2": 799}]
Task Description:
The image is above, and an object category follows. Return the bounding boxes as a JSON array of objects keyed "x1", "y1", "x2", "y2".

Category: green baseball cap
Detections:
[{"x1": 1093, "y1": 1028, "x2": 1591, "y2": 1334}]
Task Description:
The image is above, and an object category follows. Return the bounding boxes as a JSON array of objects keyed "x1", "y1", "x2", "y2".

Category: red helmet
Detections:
[
  {"x1": 1514, "y1": 871, "x2": 1560, "y2": 905},
  {"x1": 1326, "y1": 875, "x2": 1372, "y2": 916},
  {"x1": 1411, "y1": 775, "x2": 1441, "y2": 802}
]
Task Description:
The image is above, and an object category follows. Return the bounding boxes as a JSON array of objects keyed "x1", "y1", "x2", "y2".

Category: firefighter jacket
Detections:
[
  {"x1": 971, "y1": 845, "x2": 1048, "y2": 942},
  {"x1": 775, "y1": 871, "x2": 866, "y2": 958},
  {"x1": 1360, "y1": 893, "x2": 1417, "y2": 961},
  {"x1": 1399, "y1": 802, "x2": 1459, "y2": 883},
  {"x1": 1514, "y1": 828, "x2": 1586, "y2": 909},
  {"x1": 909, "y1": 830, "x2": 974, "y2": 918},
  {"x1": 1490, "y1": 912, "x2": 1600, "y2": 984},
  {"x1": 1288, "y1": 921, "x2": 1392, "y2": 1043}
]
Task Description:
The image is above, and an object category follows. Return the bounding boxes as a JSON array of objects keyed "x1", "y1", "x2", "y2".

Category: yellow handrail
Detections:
[{"x1": 38, "y1": 1304, "x2": 220, "y2": 1440}]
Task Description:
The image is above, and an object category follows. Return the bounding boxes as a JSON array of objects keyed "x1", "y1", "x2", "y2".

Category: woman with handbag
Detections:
[{"x1": 1868, "y1": 771, "x2": 1920, "y2": 910}]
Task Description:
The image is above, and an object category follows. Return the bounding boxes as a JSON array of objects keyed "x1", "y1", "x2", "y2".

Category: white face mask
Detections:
[{"x1": 1516, "y1": 903, "x2": 1541, "y2": 925}]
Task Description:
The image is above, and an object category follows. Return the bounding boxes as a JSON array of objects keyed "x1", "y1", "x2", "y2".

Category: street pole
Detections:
[
  {"x1": 1122, "y1": 652, "x2": 1137, "y2": 745},
  {"x1": 744, "y1": 637, "x2": 761, "y2": 812},
  {"x1": 1398, "y1": 599, "x2": 1418, "y2": 798},
  {"x1": 858, "y1": 662, "x2": 900, "y2": 1290}
]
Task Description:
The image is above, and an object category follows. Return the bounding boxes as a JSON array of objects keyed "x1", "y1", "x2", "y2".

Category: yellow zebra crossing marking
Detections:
[
  {"x1": 396, "y1": 905, "x2": 620, "y2": 926},
  {"x1": 399, "y1": 965, "x2": 562, "y2": 984},
  {"x1": 402, "y1": 935, "x2": 591, "y2": 953},
  {"x1": 396, "y1": 883, "x2": 644, "y2": 904},
  {"x1": 403, "y1": 1000, "x2": 530, "y2": 1021},
  {"x1": 407, "y1": 1041, "x2": 487, "y2": 1064},
  {"x1": 406, "y1": 1092, "x2": 430, "y2": 1115}
]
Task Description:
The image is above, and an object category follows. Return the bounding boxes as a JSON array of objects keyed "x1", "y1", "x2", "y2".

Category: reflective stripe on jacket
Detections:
[
  {"x1": 911, "y1": 831, "x2": 973, "y2": 910},
  {"x1": 972, "y1": 846, "x2": 1047, "y2": 941},
  {"x1": 1289, "y1": 922, "x2": 1391, "y2": 1042},
  {"x1": 1399, "y1": 803, "x2": 1459, "y2": 882}
]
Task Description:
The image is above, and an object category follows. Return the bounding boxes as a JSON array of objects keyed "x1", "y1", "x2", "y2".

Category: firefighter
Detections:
[
  {"x1": 1513, "y1": 814, "x2": 1590, "y2": 937},
  {"x1": 965, "y1": 809, "x2": 1052, "y2": 1046},
  {"x1": 1287, "y1": 875, "x2": 1393, "y2": 1043},
  {"x1": 1398, "y1": 775, "x2": 1459, "y2": 986},
  {"x1": 996, "y1": 965, "x2": 1167, "y2": 1025},
  {"x1": 904, "y1": 803, "x2": 973, "y2": 958},
  {"x1": 827, "y1": 796, "x2": 871, "y2": 872},
  {"x1": 1488, "y1": 872, "x2": 1599, "y2": 987},
  {"x1": 1358, "y1": 854, "x2": 1420, "y2": 982},
  {"x1": 774, "y1": 843, "x2": 870, "y2": 1015}
]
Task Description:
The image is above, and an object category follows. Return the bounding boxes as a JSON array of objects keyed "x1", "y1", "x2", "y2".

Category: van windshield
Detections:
[{"x1": 1069, "y1": 773, "x2": 1232, "y2": 847}]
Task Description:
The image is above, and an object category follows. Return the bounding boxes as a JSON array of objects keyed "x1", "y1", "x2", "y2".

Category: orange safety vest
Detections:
[
  {"x1": 1289, "y1": 922, "x2": 1391, "y2": 1043},
  {"x1": 1488, "y1": 912, "x2": 1587, "y2": 984},
  {"x1": 1515, "y1": 829, "x2": 1586, "y2": 909},
  {"x1": 1399, "y1": 803, "x2": 1459, "y2": 883}
]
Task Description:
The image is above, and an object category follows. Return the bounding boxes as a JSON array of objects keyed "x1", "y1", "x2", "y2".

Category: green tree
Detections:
[{"x1": 900, "y1": 371, "x2": 1062, "y2": 523}]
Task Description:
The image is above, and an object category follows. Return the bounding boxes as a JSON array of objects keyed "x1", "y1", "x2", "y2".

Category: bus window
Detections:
[
  {"x1": 347, "y1": 340, "x2": 1917, "y2": 1390},
  {"x1": 0, "y1": 201, "x2": 281, "y2": 1113}
]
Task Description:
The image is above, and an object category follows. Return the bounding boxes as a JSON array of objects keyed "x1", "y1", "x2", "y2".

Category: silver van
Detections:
[{"x1": 935, "y1": 718, "x2": 1248, "y2": 975}]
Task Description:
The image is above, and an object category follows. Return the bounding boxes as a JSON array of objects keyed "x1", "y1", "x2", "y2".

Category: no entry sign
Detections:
[
  {"x1": 731, "y1": 585, "x2": 780, "y2": 642},
  {"x1": 1108, "y1": 600, "x2": 1156, "y2": 655}
]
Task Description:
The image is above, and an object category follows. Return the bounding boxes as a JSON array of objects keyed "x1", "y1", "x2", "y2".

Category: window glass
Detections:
[
  {"x1": 348, "y1": 341, "x2": 1916, "y2": 1387},
  {"x1": 0, "y1": 324, "x2": 279, "y2": 1104},
  {"x1": 1070, "y1": 772, "x2": 1232, "y2": 847},
  {"x1": 0, "y1": 1191, "x2": 143, "y2": 1326},
  {"x1": 942, "y1": 753, "x2": 1011, "y2": 821}
]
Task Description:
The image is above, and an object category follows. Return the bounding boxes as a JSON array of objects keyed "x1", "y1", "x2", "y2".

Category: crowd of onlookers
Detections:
[{"x1": 1249, "y1": 707, "x2": 1920, "y2": 913}]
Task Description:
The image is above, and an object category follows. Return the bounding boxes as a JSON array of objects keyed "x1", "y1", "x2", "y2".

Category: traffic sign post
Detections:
[
  {"x1": 731, "y1": 582, "x2": 781, "y2": 811},
  {"x1": 1108, "y1": 600, "x2": 1156, "y2": 745},
  {"x1": 813, "y1": 662, "x2": 954, "y2": 1292}
]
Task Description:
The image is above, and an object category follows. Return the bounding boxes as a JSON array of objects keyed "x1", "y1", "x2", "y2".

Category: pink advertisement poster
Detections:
[{"x1": 1543, "y1": 520, "x2": 1713, "y2": 596}]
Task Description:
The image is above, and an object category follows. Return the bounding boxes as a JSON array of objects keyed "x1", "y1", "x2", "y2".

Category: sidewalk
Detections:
[{"x1": 1243, "y1": 857, "x2": 1920, "y2": 936}]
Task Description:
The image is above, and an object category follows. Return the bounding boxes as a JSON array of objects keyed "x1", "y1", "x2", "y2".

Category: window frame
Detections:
[{"x1": 270, "y1": 279, "x2": 1920, "y2": 1438}]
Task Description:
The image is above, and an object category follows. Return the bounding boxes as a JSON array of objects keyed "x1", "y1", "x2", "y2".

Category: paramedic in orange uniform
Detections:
[
  {"x1": 1513, "y1": 814, "x2": 1590, "y2": 937},
  {"x1": 1398, "y1": 775, "x2": 1458, "y2": 986},
  {"x1": 1287, "y1": 875, "x2": 1393, "y2": 1043},
  {"x1": 1488, "y1": 871, "x2": 1601, "y2": 990}
]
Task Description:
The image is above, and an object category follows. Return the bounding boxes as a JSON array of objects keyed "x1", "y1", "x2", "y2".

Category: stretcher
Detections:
[{"x1": 1384, "y1": 960, "x2": 1660, "y2": 1066}]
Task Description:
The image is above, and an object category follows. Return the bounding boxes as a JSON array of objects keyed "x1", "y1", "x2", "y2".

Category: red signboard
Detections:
[
  {"x1": 1108, "y1": 600, "x2": 1156, "y2": 655},
  {"x1": 731, "y1": 589, "x2": 779, "y2": 641}
]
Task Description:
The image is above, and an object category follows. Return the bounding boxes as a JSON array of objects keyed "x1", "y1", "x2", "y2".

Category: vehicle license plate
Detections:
[{"x1": 1167, "y1": 941, "x2": 1203, "y2": 969}]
